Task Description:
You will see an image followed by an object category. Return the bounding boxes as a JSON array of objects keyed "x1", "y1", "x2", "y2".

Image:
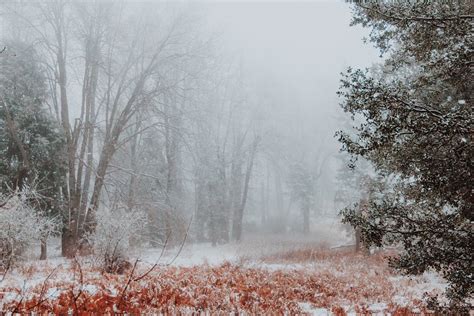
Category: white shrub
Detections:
[
  {"x1": 0, "y1": 190, "x2": 58, "y2": 269},
  {"x1": 87, "y1": 205, "x2": 148, "y2": 273}
]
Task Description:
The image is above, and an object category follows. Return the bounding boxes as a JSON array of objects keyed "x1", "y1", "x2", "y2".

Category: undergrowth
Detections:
[{"x1": 0, "y1": 247, "x2": 440, "y2": 314}]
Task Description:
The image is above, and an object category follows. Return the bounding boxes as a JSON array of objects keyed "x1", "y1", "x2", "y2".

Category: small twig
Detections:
[
  {"x1": 0, "y1": 256, "x2": 12, "y2": 284},
  {"x1": 133, "y1": 230, "x2": 171, "y2": 283},
  {"x1": 11, "y1": 279, "x2": 28, "y2": 313},
  {"x1": 166, "y1": 215, "x2": 193, "y2": 266},
  {"x1": 25, "y1": 265, "x2": 60, "y2": 311},
  {"x1": 70, "y1": 257, "x2": 84, "y2": 313},
  {"x1": 117, "y1": 258, "x2": 140, "y2": 310}
]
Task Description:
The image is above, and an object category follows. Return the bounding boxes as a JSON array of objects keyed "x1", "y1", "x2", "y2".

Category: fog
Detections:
[
  {"x1": 202, "y1": 1, "x2": 381, "y2": 231},
  {"x1": 1, "y1": 2, "x2": 469, "y2": 312},
  {"x1": 1, "y1": 0, "x2": 381, "y2": 247}
]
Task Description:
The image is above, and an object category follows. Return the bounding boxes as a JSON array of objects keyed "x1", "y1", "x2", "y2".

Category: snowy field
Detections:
[{"x1": 0, "y1": 230, "x2": 447, "y2": 314}]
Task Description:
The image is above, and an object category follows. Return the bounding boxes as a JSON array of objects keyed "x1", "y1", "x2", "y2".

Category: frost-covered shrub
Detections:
[
  {"x1": 0, "y1": 191, "x2": 58, "y2": 269},
  {"x1": 88, "y1": 205, "x2": 148, "y2": 273}
]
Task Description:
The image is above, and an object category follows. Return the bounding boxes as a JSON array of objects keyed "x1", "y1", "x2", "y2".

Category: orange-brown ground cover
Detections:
[{"x1": 0, "y1": 247, "x2": 441, "y2": 314}]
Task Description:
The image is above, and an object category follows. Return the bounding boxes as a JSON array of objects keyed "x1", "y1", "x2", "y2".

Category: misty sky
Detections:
[
  {"x1": 205, "y1": 1, "x2": 380, "y2": 111},
  {"x1": 0, "y1": 0, "x2": 383, "y2": 213},
  {"x1": 201, "y1": 1, "x2": 382, "y2": 211},
  {"x1": 204, "y1": 1, "x2": 381, "y2": 165}
]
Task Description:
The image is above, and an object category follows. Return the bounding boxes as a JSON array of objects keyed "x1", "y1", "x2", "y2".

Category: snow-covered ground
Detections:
[
  {"x1": 140, "y1": 217, "x2": 353, "y2": 267},
  {"x1": 1, "y1": 230, "x2": 448, "y2": 314},
  {"x1": 141, "y1": 234, "x2": 350, "y2": 267}
]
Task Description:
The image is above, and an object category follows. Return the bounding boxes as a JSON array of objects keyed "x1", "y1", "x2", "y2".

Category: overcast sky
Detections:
[
  {"x1": 203, "y1": 1, "x2": 381, "y2": 145},
  {"x1": 206, "y1": 1, "x2": 379, "y2": 76},
  {"x1": 196, "y1": 1, "x2": 382, "y2": 207}
]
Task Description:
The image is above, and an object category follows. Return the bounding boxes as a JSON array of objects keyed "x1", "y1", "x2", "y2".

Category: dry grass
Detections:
[{"x1": 0, "y1": 247, "x2": 442, "y2": 314}]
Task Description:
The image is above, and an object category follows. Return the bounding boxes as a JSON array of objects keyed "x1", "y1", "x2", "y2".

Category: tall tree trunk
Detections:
[
  {"x1": 273, "y1": 161, "x2": 285, "y2": 232},
  {"x1": 216, "y1": 162, "x2": 229, "y2": 243},
  {"x1": 194, "y1": 169, "x2": 207, "y2": 242},
  {"x1": 355, "y1": 196, "x2": 369, "y2": 254},
  {"x1": 79, "y1": 33, "x2": 100, "y2": 216},
  {"x1": 355, "y1": 228, "x2": 362, "y2": 252},
  {"x1": 231, "y1": 138, "x2": 258, "y2": 242},
  {"x1": 163, "y1": 92, "x2": 183, "y2": 242},
  {"x1": 127, "y1": 118, "x2": 141, "y2": 210},
  {"x1": 85, "y1": 69, "x2": 149, "y2": 236},
  {"x1": 260, "y1": 181, "x2": 266, "y2": 225},
  {"x1": 51, "y1": 3, "x2": 80, "y2": 258},
  {"x1": 230, "y1": 159, "x2": 243, "y2": 241},
  {"x1": 262, "y1": 163, "x2": 270, "y2": 225},
  {"x1": 302, "y1": 199, "x2": 310, "y2": 235},
  {"x1": 208, "y1": 182, "x2": 218, "y2": 247},
  {"x1": 86, "y1": 141, "x2": 115, "y2": 231}
]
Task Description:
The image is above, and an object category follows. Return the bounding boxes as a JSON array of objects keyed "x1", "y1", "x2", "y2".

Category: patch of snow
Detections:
[
  {"x1": 298, "y1": 302, "x2": 330, "y2": 315},
  {"x1": 108, "y1": 287, "x2": 118, "y2": 296},
  {"x1": 82, "y1": 284, "x2": 99, "y2": 295},
  {"x1": 141, "y1": 242, "x2": 241, "y2": 267},
  {"x1": 368, "y1": 302, "x2": 387, "y2": 312},
  {"x1": 393, "y1": 294, "x2": 409, "y2": 306},
  {"x1": 251, "y1": 263, "x2": 308, "y2": 271},
  {"x1": 342, "y1": 305, "x2": 357, "y2": 316},
  {"x1": 46, "y1": 287, "x2": 61, "y2": 299}
]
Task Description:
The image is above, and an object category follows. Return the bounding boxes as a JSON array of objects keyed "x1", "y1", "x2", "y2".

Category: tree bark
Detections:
[
  {"x1": 231, "y1": 137, "x2": 258, "y2": 242},
  {"x1": 355, "y1": 228, "x2": 362, "y2": 252},
  {"x1": 40, "y1": 237, "x2": 47, "y2": 260},
  {"x1": 272, "y1": 160, "x2": 285, "y2": 232},
  {"x1": 49, "y1": 1, "x2": 80, "y2": 258},
  {"x1": 127, "y1": 117, "x2": 141, "y2": 210}
]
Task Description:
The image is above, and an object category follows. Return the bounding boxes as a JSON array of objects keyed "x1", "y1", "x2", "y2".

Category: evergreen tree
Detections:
[
  {"x1": 0, "y1": 41, "x2": 66, "y2": 234},
  {"x1": 337, "y1": 2, "x2": 473, "y2": 309}
]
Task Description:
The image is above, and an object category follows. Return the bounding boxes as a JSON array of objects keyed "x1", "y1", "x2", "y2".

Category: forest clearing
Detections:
[
  {"x1": 0, "y1": 0, "x2": 472, "y2": 314},
  {"x1": 0, "y1": 235, "x2": 447, "y2": 314}
]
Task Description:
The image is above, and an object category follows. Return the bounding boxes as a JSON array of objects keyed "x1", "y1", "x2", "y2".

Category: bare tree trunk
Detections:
[
  {"x1": 214, "y1": 153, "x2": 229, "y2": 244},
  {"x1": 47, "y1": 1, "x2": 80, "y2": 258},
  {"x1": 264, "y1": 163, "x2": 270, "y2": 224},
  {"x1": 273, "y1": 161, "x2": 285, "y2": 232},
  {"x1": 127, "y1": 117, "x2": 141, "y2": 210},
  {"x1": 194, "y1": 168, "x2": 207, "y2": 242},
  {"x1": 164, "y1": 106, "x2": 176, "y2": 197},
  {"x1": 232, "y1": 137, "x2": 258, "y2": 242},
  {"x1": 86, "y1": 141, "x2": 115, "y2": 228},
  {"x1": 355, "y1": 198, "x2": 369, "y2": 254},
  {"x1": 355, "y1": 228, "x2": 362, "y2": 252},
  {"x1": 229, "y1": 158, "x2": 243, "y2": 242},
  {"x1": 40, "y1": 237, "x2": 47, "y2": 260},
  {"x1": 303, "y1": 199, "x2": 310, "y2": 235},
  {"x1": 79, "y1": 30, "x2": 100, "y2": 216},
  {"x1": 86, "y1": 64, "x2": 151, "y2": 234},
  {"x1": 227, "y1": 132, "x2": 245, "y2": 242},
  {"x1": 61, "y1": 225, "x2": 76, "y2": 258},
  {"x1": 208, "y1": 182, "x2": 218, "y2": 247}
]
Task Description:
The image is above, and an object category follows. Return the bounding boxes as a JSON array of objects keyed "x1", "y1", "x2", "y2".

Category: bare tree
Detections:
[{"x1": 2, "y1": 1, "x2": 206, "y2": 256}]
